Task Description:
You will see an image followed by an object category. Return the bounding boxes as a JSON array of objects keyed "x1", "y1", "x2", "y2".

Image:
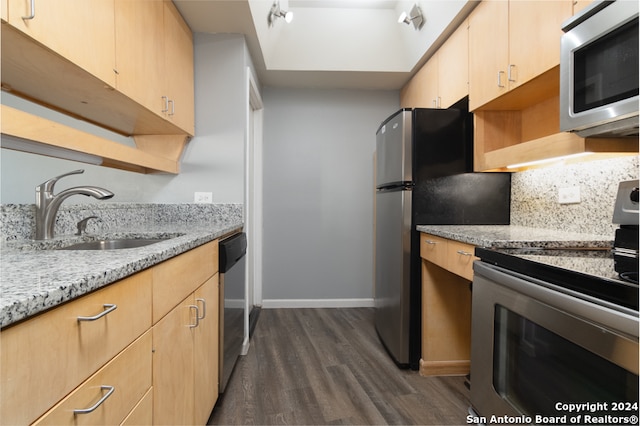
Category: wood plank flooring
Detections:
[{"x1": 208, "y1": 308, "x2": 470, "y2": 425}]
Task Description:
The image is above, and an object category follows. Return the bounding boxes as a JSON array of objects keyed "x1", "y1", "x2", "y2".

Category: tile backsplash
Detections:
[
  {"x1": 1, "y1": 156, "x2": 638, "y2": 242},
  {"x1": 0, "y1": 203, "x2": 243, "y2": 243},
  {"x1": 511, "y1": 155, "x2": 639, "y2": 236}
]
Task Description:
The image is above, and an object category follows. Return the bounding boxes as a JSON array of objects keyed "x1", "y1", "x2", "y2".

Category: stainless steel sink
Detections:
[{"x1": 59, "y1": 238, "x2": 168, "y2": 250}]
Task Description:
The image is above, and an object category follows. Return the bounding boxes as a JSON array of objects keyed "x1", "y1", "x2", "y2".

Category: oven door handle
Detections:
[
  {"x1": 474, "y1": 261, "x2": 639, "y2": 338},
  {"x1": 474, "y1": 261, "x2": 639, "y2": 375}
]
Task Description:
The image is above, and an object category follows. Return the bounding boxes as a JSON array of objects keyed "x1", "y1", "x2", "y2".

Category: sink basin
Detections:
[{"x1": 59, "y1": 238, "x2": 168, "y2": 250}]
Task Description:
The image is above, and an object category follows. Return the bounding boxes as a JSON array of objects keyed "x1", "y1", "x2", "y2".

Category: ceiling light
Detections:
[
  {"x1": 398, "y1": 4, "x2": 424, "y2": 30},
  {"x1": 268, "y1": 1, "x2": 293, "y2": 27}
]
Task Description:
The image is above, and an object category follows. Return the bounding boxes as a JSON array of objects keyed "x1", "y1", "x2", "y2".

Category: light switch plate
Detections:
[
  {"x1": 194, "y1": 192, "x2": 213, "y2": 203},
  {"x1": 558, "y1": 186, "x2": 581, "y2": 204}
]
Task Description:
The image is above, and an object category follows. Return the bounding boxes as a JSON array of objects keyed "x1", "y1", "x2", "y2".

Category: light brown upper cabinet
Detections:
[
  {"x1": 2, "y1": 0, "x2": 195, "y2": 173},
  {"x1": 7, "y1": 0, "x2": 117, "y2": 87},
  {"x1": 401, "y1": 20, "x2": 468, "y2": 109},
  {"x1": 573, "y1": 1, "x2": 593, "y2": 14},
  {"x1": 114, "y1": 0, "x2": 165, "y2": 121},
  {"x1": 437, "y1": 21, "x2": 469, "y2": 109},
  {"x1": 163, "y1": 0, "x2": 195, "y2": 135},
  {"x1": 114, "y1": 0, "x2": 194, "y2": 135},
  {"x1": 468, "y1": 0, "x2": 573, "y2": 111}
]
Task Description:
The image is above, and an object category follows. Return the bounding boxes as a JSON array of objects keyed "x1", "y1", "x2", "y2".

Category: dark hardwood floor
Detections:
[{"x1": 208, "y1": 308, "x2": 470, "y2": 425}]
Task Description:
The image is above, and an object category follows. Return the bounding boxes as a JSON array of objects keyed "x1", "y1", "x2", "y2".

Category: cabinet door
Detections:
[
  {"x1": 193, "y1": 275, "x2": 220, "y2": 424},
  {"x1": 7, "y1": 0, "x2": 116, "y2": 87},
  {"x1": 468, "y1": 0, "x2": 509, "y2": 110},
  {"x1": 508, "y1": 1, "x2": 573, "y2": 90},
  {"x1": 437, "y1": 20, "x2": 469, "y2": 109},
  {"x1": 114, "y1": 0, "x2": 165, "y2": 117},
  {"x1": 574, "y1": 0, "x2": 593, "y2": 14},
  {"x1": 400, "y1": 55, "x2": 438, "y2": 108},
  {"x1": 163, "y1": 0, "x2": 195, "y2": 135},
  {"x1": 152, "y1": 297, "x2": 196, "y2": 425}
]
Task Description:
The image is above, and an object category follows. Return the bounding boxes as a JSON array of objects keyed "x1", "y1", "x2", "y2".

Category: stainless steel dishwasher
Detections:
[{"x1": 218, "y1": 232, "x2": 247, "y2": 393}]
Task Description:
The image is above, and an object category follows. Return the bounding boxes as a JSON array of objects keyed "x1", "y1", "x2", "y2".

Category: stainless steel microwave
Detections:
[{"x1": 560, "y1": 0, "x2": 639, "y2": 138}]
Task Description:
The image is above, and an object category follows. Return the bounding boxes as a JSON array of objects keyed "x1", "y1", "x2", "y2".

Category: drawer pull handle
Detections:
[
  {"x1": 424, "y1": 240, "x2": 437, "y2": 245},
  {"x1": 189, "y1": 305, "x2": 200, "y2": 328},
  {"x1": 77, "y1": 304, "x2": 117, "y2": 322},
  {"x1": 196, "y1": 298, "x2": 206, "y2": 320},
  {"x1": 456, "y1": 250, "x2": 472, "y2": 257},
  {"x1": 73, "y1": 385, "x2": 115, "y2": 414}
]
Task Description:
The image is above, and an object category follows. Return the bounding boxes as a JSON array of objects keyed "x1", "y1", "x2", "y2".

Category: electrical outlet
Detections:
[
  {"x1": 558, "y1": 186, "x2": 581, "y2": 204},
  {"x1": 194, "y1": 192, "x2": 213, "y2": 203}
]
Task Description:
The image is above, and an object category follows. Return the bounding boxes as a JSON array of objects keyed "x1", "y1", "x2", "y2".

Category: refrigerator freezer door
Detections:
[
  {"x1": 375, "y1": 187, "x2": 412, "y2": 366},
  {"x1": 376, "y1": 109, "x2": 412, "y2": 188}
]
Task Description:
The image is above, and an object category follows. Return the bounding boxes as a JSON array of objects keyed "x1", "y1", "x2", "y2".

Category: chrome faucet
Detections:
[{"x1": 35, "y1": 170, "x2": 114, "y2": 240}]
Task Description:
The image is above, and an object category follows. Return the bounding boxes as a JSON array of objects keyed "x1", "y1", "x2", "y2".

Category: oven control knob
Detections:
[{"x1": 631, "y1": 187, "x2": 639, "y2": 203}]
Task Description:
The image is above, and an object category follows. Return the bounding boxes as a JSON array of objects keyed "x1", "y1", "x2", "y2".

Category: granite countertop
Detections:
[
  {"x1": 415, "y1": 225, "x2": 613, "y2": 249},
  {"x1": 0, "y1": 221, "x2": 243, "y2": 329}
]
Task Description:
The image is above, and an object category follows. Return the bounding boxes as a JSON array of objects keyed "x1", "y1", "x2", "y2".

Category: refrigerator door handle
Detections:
[{"x1": 376, "y1": 181, "x2": 414, "y2": 192}]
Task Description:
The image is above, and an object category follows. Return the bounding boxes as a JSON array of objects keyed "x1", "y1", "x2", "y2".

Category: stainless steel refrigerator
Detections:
[{"x1": 374, "y1": 98, "x2": 511, "y2": 369}]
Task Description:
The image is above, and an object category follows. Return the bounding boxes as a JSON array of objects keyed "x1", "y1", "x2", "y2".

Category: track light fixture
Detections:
[
  {"x1": 268, "y1": 1, "x2": 293, "y2": 27},
  {"x1": 398, "y1": 4, "x2": 424, "y2": 30}
]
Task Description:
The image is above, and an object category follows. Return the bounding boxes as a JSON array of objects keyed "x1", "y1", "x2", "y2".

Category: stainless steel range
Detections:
[{"x1": 469, "y1": 181, "x2": 639, "y2": 424}]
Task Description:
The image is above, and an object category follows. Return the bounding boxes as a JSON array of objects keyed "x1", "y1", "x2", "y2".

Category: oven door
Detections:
[{"x1": 471, "y1": 262, "x2": 639, "y2": 420}]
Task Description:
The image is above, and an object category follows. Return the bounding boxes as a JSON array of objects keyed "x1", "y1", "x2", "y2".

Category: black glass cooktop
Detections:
[{"x1": 475, "y1": 247, "x2": 639, "y2": 311}]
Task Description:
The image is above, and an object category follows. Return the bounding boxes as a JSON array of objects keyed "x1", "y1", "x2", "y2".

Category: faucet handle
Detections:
[
  {"x1": 76, "y1": 216, "x2": 99, "y2": 236},
  {"x1": 37, "y1": 169, "x2": 85, "y2": 193}
]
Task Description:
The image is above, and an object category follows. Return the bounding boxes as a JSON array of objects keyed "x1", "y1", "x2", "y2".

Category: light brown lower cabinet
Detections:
[
  {"x1": 0, "y1": 239, "x2": 221, "y2": 425},
  {"x1": 33, "y1": 331, "x2": 153, "y2": 425},
  {"x1": 420, "y1": 232, "x2": 476, "y2": 376},
  {"x1": 152, "y1": 274, "x2": 220, "y2": 425}
]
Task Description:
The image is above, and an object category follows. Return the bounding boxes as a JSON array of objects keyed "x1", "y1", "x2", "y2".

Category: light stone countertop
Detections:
[
  {"x1": 0, "y1": 222, "x2": 242, "y2": 329},
  {"x1": 415, "y1": 225, "x2": 613, "y2": 249}
]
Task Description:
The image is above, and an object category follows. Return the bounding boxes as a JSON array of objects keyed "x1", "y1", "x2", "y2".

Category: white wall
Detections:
[
  {"x1": 261, "y1": 87, "x2": 399, "y2": 306},
  {"x1": 0, "y1": 34, "x2": 251, "y2": 205}
]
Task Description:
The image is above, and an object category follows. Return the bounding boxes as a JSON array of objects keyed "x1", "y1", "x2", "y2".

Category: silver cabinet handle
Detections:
[
  {"x1": 497, "y1": 71, "x2": 505, "y2": 88},
  {"x1": 508, "y1": 64, "x2": 516, "y2": 82},
  {"x1": 196, "y1": 298, "x2": 206, "y2": 320},
  {"x1": 77, "y1": 304, "x2": 117, "y2": 322},
  {"x1": 168, "y1": 99, "x2": 175, "y2": 116},
  {"x1": 424, "y1": 240, "x2": 437, "y2": 245},
  {"x1": 189, "y1": 305, "x2": 200, "y2": 328},
  {"x1": 73, "y1": 385, "x2": 115, "y2": 414},
  {"x1": 456, "y1": 250, "x2": 473, "y2": 257},
  {"x1": 23, "y1": 0, "x2": 35, "y2": 20},
  {"x1": 437, "y1": 96, "x2": 441, "y2": 109},
  {"x1": 161, "y1": 96, "x2": 169, "y2": 113}
]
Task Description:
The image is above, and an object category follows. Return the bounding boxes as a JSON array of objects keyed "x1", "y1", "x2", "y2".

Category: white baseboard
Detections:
[{"x1": 261, "y1": 298, "x2": 375, "y2": 309}]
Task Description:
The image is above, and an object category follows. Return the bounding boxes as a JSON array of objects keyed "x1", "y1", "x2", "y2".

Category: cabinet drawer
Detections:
[
  {"x1": 152, "y1": 240, "x2": 218, "y2": 323},
  {"x1": 420, "y1": 233, "x2": 448, "y2": 268},
  {"x1": 34, "y1": 331, "x2": 152, "y2": 425},
  {"x1": 447, "y1": 240, "x2": 477, "y2": 281},
  {"x1": 0, "y1": 270, "x2": 152, "y2": 425},
  {"x1": 121, "y1": 388, "x2": 153, "y2": 425}
]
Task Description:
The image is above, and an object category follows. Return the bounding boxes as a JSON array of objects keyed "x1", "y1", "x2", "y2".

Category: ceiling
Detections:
[{"x1": 173, "y1": 0, "x2": 475, "y2": 90}]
